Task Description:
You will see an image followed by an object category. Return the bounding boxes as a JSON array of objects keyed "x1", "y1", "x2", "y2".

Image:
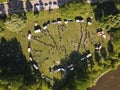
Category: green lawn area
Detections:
[
  {"x1": 0, "y1": 1, "x2": 120, "y2": 90},
  {"x1": 0, "y1": 0, "x2": 6, "y2": 3}
]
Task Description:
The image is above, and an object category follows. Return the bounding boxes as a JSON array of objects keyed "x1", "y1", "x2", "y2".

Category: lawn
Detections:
[
  {"x1": 0, "y1": 0, "x2": 6, "y2": 3},
  {"x1": 0, "y1": 1, "x2": 119, "y2": 90}
]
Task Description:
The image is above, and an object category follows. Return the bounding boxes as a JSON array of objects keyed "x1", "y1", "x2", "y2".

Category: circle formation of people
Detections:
[{"x1": 27, "y1": 16, "x2": 107, "y2": 80}]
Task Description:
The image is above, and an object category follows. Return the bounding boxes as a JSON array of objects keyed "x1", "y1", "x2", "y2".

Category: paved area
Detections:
[
  {"x1": 0, "y1": 0, "x2": 113, "y2": 15},
  {"x1": 85, "y1": 0, "x2": 113, "y2": 3},
  {"x1": 0, "y1": 0, "x2": 66, "y2": 15}
]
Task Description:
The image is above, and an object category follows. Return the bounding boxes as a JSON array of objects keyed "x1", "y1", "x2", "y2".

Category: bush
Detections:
[{"x1": 5, "y1": 14, "x2": 26, "y2": 32}]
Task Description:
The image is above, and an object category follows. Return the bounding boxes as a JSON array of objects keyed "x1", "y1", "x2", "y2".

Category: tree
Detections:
[{"x1": 0, "y1": 37, "x2": 39, "y2": 90}]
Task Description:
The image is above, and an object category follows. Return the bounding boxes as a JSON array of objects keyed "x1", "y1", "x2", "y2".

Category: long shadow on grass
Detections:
[
  {"x1": 53, "y1": 51, "x2": 89, "y2": 90},
  {"x1": 29, "y1": 53, "x2": 52, "y2": 88},
  {"x1": 107, "y1": 27, "x2": 120, "y2": 40},
  {"x1": 0, "y1": 37, "x2": 40, "y2": 86},
  {"x1": 32, "y1": 36, "x2": 55, "y2": 48},
  {"x1": 57, "y1": 24, "x2": 62, "y2": 41},
  {"x1": 94, "y1": 51, "x2": 101, "y2": 64},
  {"x1": 106, "y1": 56, "x2": 119, "y2": 68},
  {"x1": 7, "y1": 0, "x2": 26, "y2": 18},
  {"x1": 61, "y1": 45, "x2": 68, "y2": 58},
  {"x1": 91, "y1": 1, "x2": 119, "y2": 21},
  {"x1": 25, "y1": 0, "x2": 33, "y2": 12},
  {"x1": 77, "y1": 23, "x2": 83, "y2": 51},
  {"x1": 83, "y1": 23, "x2": 88, "y2": 50},
  {"x1": 34, "y1": 3, "x2": 39, "y2": 15},
  {"x1": 100, "y1": 47, "x2": 107, "y2": 59},
  {"x1": 0, "y1": 3, "x2": 7, "y2": 19},
  {"x1": 107, "y1": 40, "x2": 114, "y2": 54},
  {"x1": 39, "y1": 0, "x2": 44, "y2": 10}
]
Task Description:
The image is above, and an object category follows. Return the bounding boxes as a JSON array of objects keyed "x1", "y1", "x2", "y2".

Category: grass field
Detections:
[
  {"x1": 0, "y1": 1, "x2": 119, "y2": 90},
  {"x1": 0, "y1": 0, "x2": 6, "y2": 3},
  {"x1": 0, "y1": 10, "x2": 109, "y2": 85}
]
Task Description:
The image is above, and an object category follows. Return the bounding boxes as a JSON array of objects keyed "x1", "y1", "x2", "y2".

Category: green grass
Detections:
[
  {"x1": 0, "y1": 11, "x2": 108, "y2": 90},
  {"x1": 0, "y1": 0, "x2": 6, "y2": 3},
  {"x1": 0, "y1": 1, "x2": 120, "y2": 90}
]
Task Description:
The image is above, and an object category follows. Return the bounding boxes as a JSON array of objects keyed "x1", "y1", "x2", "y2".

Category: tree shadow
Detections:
[
  {"x1": 29, "y1": 54, "x2": 52, "y2": 88},
  {"x1": 32, "y1": 36, "x2": 55, "y2": 48},
  {"x1": 87, "y1": 55, "x2": 94, "y2": 69},
  {"x1": 49, "y1": 5, "x2": 52, "y2": 13},
  {"x1": 46, "y1": 29, "x2": 57, "y2": 48},
  {"x1": 91, "y1": 1, "x2": 119, "y2": 21},
  {"x1": 53, "y1": 77, "x2": 77, "y2": 90},
  {"x1": 94, "y1": 51, "x2": 100, "y2": 64},
  {"x1": 57, "y1": 0, "x2": 67, "y2": 7},
  {"x1": 0, "y1": 3, "x2": 7, "y2": 19},
  {"x1": 108, "y1": 57, "x2": 119, "y2": 68},
  {"x1": 7, "y1": 0, "x2": 26, "y2": 18},
  {"x1": 52, "y1": 51, "x2": 89, "y2": 90},
  {"x1": 41, "y1": 74, "x2": 53, "y2": 88},
  {"x1": 100, "y1": 47, "x2": 107, "y2": 59},
  {"x1": 25, "y1": 0, "x2": 33, "y2": 12},
  {"x1": 69, "y1": 51, "x2": 82, "y2": 65},
  {"x1": 107, "y1": 27, "x2": 120, "y2": 40},
  {"x1": 34, "y1": 3, "x2": 39, "y2": 15},
  {"x1": 107, "y1": 27, "x2": 120, "y2": 34},
  {"x1": 38, "y1": 0, "x2": 44, "y2": 10},
  {"x1": 0, "y1": 37, "x2": 37, "y2": 85},
  {"x1": 118, "y1": 53, "x2": 120, "y2": 58},
  {"x1": 107, "y1": 40, "x2": 114, "y2": 54},
  {"x1": 77, "y1": 23, "x2": 83, "y2": 52},
  {"x1": 29, "y1": 54, "x2": 41, "y2": 79}
]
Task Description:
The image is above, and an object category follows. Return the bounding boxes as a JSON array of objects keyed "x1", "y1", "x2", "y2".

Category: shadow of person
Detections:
[
  {"x1": 100, "y1": 47, "x2": 107, "y2": 59},
  {"x1": 49, "y1": 5, "x2": 52, "y2": 13},
  {"x1": 94, "y1": 51, "x2": 100, "y2": 64},
  {"x1": 26, "y1": 0, "x2": 33, "y2": 12},
  {"x1": 57, "y1": 0, "x2": 66, "y2": 7},
  {"x1": 107, "y1": 40, "x2": 114, "y2": 54},
  {"x1": 87, "y1": 55, "x2": 94, "y2": 69},
  {"x1": 39, "y1": 0, "x2": 44, "y2": 10},
  {"x1": 7, "y1": 0, "x2": 26, "y2": 18},
  {"x1": 34, "y1": 3, "x2": 39, "y2": 15},
  {"x1": 0, "y1": 37, "x2": 36, "y2": 84},
  {"x1": 0, "y1": 3, "x2": 7, "y2": 19}
]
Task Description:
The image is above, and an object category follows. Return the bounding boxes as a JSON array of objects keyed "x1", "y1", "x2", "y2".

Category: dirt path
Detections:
[{"x1": 77, "y1": 23, "x2": 83, "y2": 51}]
